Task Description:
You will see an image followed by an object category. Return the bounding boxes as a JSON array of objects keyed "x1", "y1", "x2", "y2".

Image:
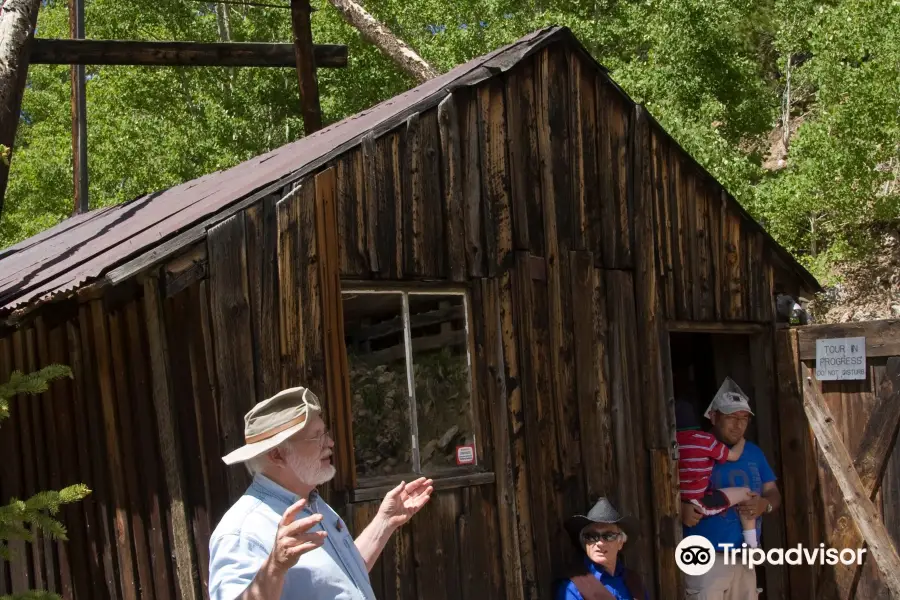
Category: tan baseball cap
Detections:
[{"x1": 221, "y1": 386, "x2": 322, "y2": 465}]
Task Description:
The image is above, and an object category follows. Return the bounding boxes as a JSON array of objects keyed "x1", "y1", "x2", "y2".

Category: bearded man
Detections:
[{"x1": 208, "y1": 386, "x2": 433, "y2": 600}]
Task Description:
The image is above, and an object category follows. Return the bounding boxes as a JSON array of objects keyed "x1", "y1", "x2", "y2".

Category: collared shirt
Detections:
[
  {"x1": 683, "y1": 440, "x2": 777, "y2": 550},
  {"x1": 554, "y1": 556, "x2": 648, "y2": 600},
  {"x1": 208, "y1": 474, "x2": 376, "y2": 600}
]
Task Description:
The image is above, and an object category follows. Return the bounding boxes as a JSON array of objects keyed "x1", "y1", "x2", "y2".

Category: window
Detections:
[{"x1": 342, "y1": 289, "x2": 477, "y2": 486}]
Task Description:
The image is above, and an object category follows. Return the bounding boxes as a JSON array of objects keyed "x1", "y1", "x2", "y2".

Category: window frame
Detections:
[{"x1": 340, "y1": 284, "x2": 487, "y2": 492}]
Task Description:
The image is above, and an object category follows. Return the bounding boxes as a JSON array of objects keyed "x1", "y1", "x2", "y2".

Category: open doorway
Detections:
[{"x1": 669, "y1": 332, "x2": 758, "y2": 442}]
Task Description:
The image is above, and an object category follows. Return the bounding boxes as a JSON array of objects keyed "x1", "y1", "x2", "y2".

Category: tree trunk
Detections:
[
  {"x1": 0, "y1": 0, "x2": 42, "y2": 220},
  {"x1": 326, "y1": 0, "x2": 438, "y2": 84}
]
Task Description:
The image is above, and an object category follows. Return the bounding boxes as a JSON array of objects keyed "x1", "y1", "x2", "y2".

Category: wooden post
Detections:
[
  {"x1": 69, "y1": 0, "x2": 89, "y2": 214},
  {"x1": 0, "y1": 0, "x2": 42, "y2": 217},
  {"x1": 289, "y1": 0, "x2": 322, "y2": 135}
]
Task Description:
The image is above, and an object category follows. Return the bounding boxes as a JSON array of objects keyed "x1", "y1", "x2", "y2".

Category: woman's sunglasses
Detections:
[{"x1": 581, "y1": 531, "x2": 622, "y2": 545}]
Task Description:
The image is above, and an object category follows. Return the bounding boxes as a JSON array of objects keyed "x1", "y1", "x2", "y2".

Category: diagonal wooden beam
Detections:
[
  {"x1": 824, "y1": 357, "x2": 900, "y2": 599},
  {"x1": 802, "y1": 370, "x2": 900, "y2": 597}
]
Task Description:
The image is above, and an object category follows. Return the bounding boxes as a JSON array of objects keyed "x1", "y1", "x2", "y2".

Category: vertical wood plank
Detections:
[
  {"x1": 632, "y1": 106, "x2": 669, "y2": 449},
  {"x1": 669, "y1": 152, "x2": 691, "y2": 320},
  {"x1": 480, "y1": 279, "x2": 525, "y2": 600},
  {"x1": 568, "y1": 54, "x2": 587, "y2": 251},
  {"x1": 21, "y1": 328, "x2": 53, "y2": 593},
  {"x1": 373, "y1": 131, "x2": 402, "y2": 279},
  {"x1": 336, "y1": 149, "x2": 369, "y2": 277},
  {"x1": 459, "y1": 485, "x2": 504, "y2": 600},
  {"x1": 501, "y1": 258, "x2": 538, "y2": 599},
  {"x1": 575, "y1": 59, "x2": 602, "y2": 267},
  {"x1": 70, "y1": 313, "x2": 117, "y2": 600},
  {"x1": 207, "y1": 213, "x2": 256, "y2": 501},
  {"x1": 419, "y1": 110, "x2": 445, "y2": 278},
  {"x1": 277, "y1": 183, "x2": 305, "y2": 390},
  {"x1": 164, "y1": 291, "x2": 215, "y2": 599},
  {"x1": 245, "y1": 195, "x2": 281, "y2": 400},
  {"x1": 143, "y1": 276, "x2": 200, "y2": 600},
  {"x1": 570, "y1": 252, "x2": 616, "y2": 502},
  {"x1": 694, "y1": 180, "x2": 715, "y2": 320},
  {"x1": 775, "y1": 330, "x2": 819, "y2": 600},
  {"x1": 708, "y1": 188, "x2": 725, "y2": 320},
  {"x1": 186, "y1": 282, "x2": 230, "y2": 529},
  {"x1": 505, "y1": 62, "x2": 543, "y2": 256},
  {"x1": 724, "y1": 207, "x2": 744, "y2": 320},
  {"x1": 33, "y1": 318, "x2": 67, "y2": 596},
  {"x1": 348, "y1": 503, "x2": 383, "y2": 598},
  {"x1": 652, "y1": 131, "x2": 676, "y2": 320},
  {"x1": 633, "y1": 107, "x2": 677, "y2": 596},
  {"x1": 413, "y1": 492, "x2": 455, "y2": 600},
  {"x1": 536, "y1": 48, "x2": 575, "y2": 255},
  {"x1": 460, "y1": 91, "x2": 485, "y2": 277},
  {"x1": 48, "y1": 323, "x2": 91, "y2": 598},
  {"x1": 605, "y1": 269, "x2": 656, "y2": 586},
  {"x1": 750, "y1": 331, "x2": 787, "y2": 600},
  {"x1": 315, "y1": 167, "x2": 355, "y2": 492},
  {"x1": 124, "y1": 302, "x2": 175, "y2": 600},
  {"x1": 403, "y1": 112, "x2": 424, "y2": 277},
  {"x1": 478, "y1": 81, "x2": 513, "y2": 277},
  {"x1": 107, "y1": 310, "x2": 156, "y2": 600},
  {"x1": 361, "y1": 132, "x2": 379, "y2": 273},
  {"x1": 438, "y1": 93, "x2": 467, "y2": 282},
  {"x1": 90, "y1": 300, "x2": 138, "y2": 600},
  {"x1": 513, "y1": 252, "x2": 559, "y2": 599},
  {"x1": 597, "y1": 82, "x2": 633, "y2": 268}
]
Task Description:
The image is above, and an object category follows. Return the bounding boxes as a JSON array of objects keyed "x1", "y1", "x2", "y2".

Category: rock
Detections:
[
  {"x1": 439, "y1": 425, "x2": 459, "y2": 449},
  {"x1": 387, "y1": 457, "x2": 398, "y2": 467},
  {"x1": 421, "y1": 440, "x2": 438, "y2": 463}
]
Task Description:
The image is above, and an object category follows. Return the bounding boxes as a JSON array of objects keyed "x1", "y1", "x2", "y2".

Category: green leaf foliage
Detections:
[{"x1": 2, "y1": 0, "x2": 898, "y2": 283}]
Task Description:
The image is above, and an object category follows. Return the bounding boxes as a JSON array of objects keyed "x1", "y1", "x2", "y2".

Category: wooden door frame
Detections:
[{"x1": 665, "y1": 321, "x2": 789, "y2": 600}]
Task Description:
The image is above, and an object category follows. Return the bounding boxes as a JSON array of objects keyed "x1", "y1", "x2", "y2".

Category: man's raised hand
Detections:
[{"x1": 270, "y1": 499, "x2": 326, "y2": 573}]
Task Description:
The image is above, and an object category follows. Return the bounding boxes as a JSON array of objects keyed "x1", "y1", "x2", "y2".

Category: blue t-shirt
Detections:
[
  {"x1": 554, "y1": 556, "x2": 648, "y2": 600},
  {"x1": 683, "y1": 439, "x2": 776, "y2": 551}
]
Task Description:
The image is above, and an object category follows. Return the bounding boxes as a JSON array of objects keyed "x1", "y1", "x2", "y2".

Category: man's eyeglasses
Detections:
[
  {"x1": 296, "y1": 429, "x2": 333, "y2": 447},
  {"x1": 580, "y1": 531, "x2": 622, "y2": 545}
]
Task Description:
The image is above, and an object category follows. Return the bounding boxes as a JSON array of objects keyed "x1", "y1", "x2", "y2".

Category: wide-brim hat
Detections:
[
  {"x1": 564, "y1": 497, "x2": 638, "y2": 548},
  {"x1": 221, "y1": 386, "x2": 322, "y2": 465}
]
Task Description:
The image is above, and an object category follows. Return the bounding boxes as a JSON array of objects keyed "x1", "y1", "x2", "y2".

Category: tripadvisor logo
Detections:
[{"x1": 675, "y1": 536, "x2": 867, "y2": 575}]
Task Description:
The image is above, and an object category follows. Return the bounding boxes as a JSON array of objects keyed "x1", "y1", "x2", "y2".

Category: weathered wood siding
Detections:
[{"x1": 0, "y1": 39, "x2": 807, "y2": 600}]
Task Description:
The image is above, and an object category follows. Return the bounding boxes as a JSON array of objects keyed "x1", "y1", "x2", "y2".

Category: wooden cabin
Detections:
[{"x1": 0, "y1": 26, "x2": 820, "y2": 600}]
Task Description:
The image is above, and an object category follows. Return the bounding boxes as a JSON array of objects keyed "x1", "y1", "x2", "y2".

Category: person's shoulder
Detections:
[{"x1": 210, "y1": 493, "x2": 274, "y2": 545}]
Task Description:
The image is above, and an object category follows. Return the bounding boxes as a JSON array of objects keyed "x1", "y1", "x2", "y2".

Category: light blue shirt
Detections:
[{"x1": 208, "y1": 474, "x2": 376, "y2": 600}]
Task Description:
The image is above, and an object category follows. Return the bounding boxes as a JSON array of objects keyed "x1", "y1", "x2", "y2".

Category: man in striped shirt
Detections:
[{"x1": 675, "y1": 400, "x2": 758, "y2": 548}]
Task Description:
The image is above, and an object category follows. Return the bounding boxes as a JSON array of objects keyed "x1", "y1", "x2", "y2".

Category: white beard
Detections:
[{"x1": 285, "y1": 446, "x2": 336, "y2": 486}]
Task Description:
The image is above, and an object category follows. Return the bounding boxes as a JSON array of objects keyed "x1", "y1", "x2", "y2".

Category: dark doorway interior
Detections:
[{"x1": 669, "y1": 332, "x2": 758, "y2": 441}]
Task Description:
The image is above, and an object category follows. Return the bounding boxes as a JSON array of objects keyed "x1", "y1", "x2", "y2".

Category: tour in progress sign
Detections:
[{"x1": 815, "y1": 337, "x2": 866, "y2": 381}]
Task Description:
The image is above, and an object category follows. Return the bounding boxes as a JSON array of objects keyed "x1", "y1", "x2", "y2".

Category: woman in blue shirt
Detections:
[{"x1": 555, "y1": 498, "x2": 649, "y2": 600}]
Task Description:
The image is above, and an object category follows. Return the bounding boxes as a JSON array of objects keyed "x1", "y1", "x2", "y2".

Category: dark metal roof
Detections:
[{"x1": 0, "y1": 26, "x2": 819, "y2": 318}]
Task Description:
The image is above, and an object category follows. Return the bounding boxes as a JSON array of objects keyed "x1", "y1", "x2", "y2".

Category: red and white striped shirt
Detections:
[{"x1": 677, "y1": 430, "x2": 729, "y2": 500}]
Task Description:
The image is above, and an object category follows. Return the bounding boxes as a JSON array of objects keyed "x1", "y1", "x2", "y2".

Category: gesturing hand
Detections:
[
  {"x1": 378, "y1": 477, "x2": 434, "y2": 530},
  {"x1": 270, "y1": 499, "x2": 327, "y2": 574}
]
